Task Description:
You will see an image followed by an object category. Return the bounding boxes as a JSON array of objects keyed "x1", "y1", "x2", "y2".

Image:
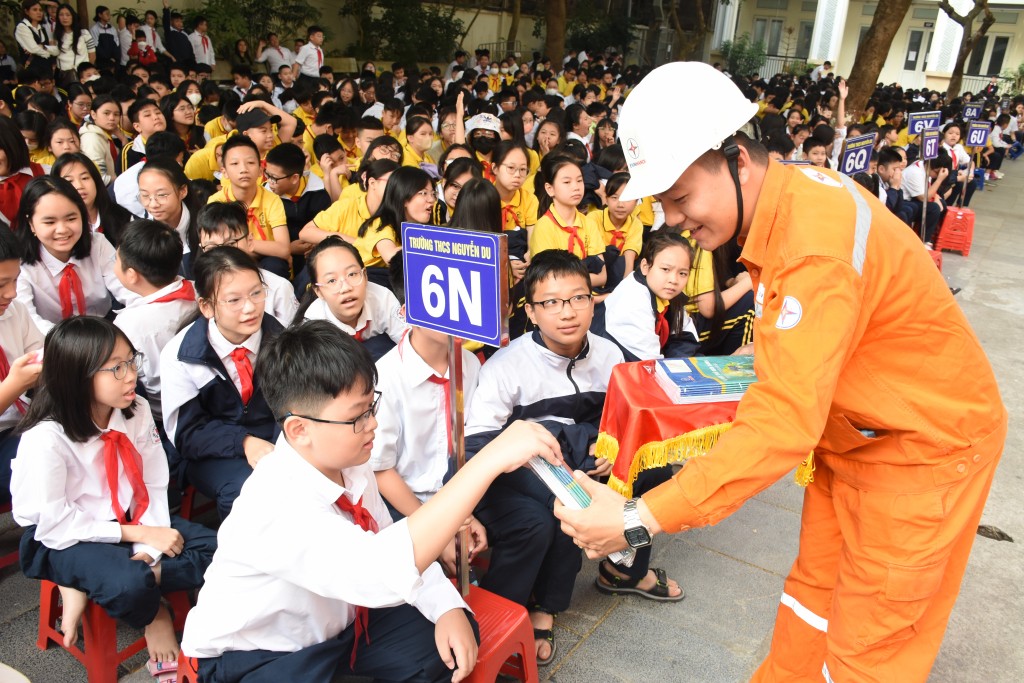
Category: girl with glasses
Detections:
[
  {"x1": 295, "y1": 237, "x2": 407, "y2": 362},
  {"x1": 160, "y1": 91, "x2": 204, "y2": 156},
  {"x1": 160, "y1": 246, "x2": 282, "y2": 521},
  {"x1": 11, "y1": 315, "x2": 217, "y2": 668}
]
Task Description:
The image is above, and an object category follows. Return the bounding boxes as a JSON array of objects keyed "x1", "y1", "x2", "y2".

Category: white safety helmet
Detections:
[{"x1": 618, "y1": 62, "x2": 759, "y2": 201}]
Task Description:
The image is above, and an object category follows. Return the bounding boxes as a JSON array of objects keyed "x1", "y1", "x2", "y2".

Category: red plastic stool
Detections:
[
  {"x1": 0, "y1": 502, "x2": 18, "y2": 571},
  {"x1": 36, "y1": 579, "x2": 192, "y2": 683},
  {"x1": 177, "y1": 652, "x2": 200, "y2": 683},
  {"x1": 462, "y1": 584, "x2": 539, "y2": 683},
  {"x1": 179, "y1": 485, "x2": 215, "y2": 521},
  {"x1": 928, "y1": 248, "x2": 943, "y2": 272}
]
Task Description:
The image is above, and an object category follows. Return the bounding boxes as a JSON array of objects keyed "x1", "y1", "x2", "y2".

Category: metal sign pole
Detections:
[
  {"x1": 921, "y1": 160, "x2": 929, "y2": 242},
  {"x1": 450, "y1": 335, "x2": 470, "y2": 597}
]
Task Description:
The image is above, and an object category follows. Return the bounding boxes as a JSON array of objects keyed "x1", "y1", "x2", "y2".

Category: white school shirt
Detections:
[
  {"x1": 118, "y1": 28, "x2": 134, "y2": 65},
  {"x1": 140, "y1": 24, "x2": 166, "y2": 56},
  {"x1": 181, "y1": 433, "x2": 467, "y2": 657},
  {"x1": 943, "y1": 142, "x2": 970, "y2": 168},
  {"x1": 16, "y1": 235, "x2": 137, "y2": 334},
  {"x1": 11, "y1": 400, "x2": 170, "y2": 564},
  {"x1": 303, "y1": 282, "x2": 407, "y2": 343},
  {"x1": 901, "y1": 160, "x2": 928, "y2": 201},
  {"x1": 293, "y1": 42, "x2": 323, "y2": 78},
  {"x1": 113, "y1": 278, "x2": 198, "y2": 420},
  {"x1": 0, "y1": 300, "x2": 44, "y2": 432},
  {"x1": 604, "y1": 272, "x2": 698, "y2": 361},
  {"x1": 261, "y1": 267, "x2": 299, "y2": 326},
  {"x1": 370, "y1": 332, "x2": 481, "y2": 502},
  {"x1": 189, "y1": 31, "x2": 215, "y2": 66},
  {"x1": 114, "y1": 160, "x2": 146, "y2": 218},
  {"x1": 256, "y1": 44, "x2": 294, "y2": 73}
]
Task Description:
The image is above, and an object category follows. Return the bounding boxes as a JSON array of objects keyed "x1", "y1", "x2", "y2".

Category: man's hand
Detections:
[
  {"x1": 434, "y1": 609, "x2": 478, "y2": 682},
  {"x1": 554, "y1": 471, "x2": 632, "y2": 559}
]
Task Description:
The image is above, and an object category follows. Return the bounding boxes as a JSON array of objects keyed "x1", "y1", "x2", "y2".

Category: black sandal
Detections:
[
  {"x1": 594, "y1": 560, "x2": 685, "y2": 602},
  {"x1": 532, "y1": 628, "x2": 557, "y2": 666}
]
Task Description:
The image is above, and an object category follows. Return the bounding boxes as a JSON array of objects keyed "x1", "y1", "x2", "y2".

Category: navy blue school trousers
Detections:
[
  {"x1": 19, "y1": 516, "x2": 217, "y2": 628},
  {"x1": 198, "y1": 604, "x2": 478, "y2": 683},
  {"x1": 185, "y1": 457, "x2": 253, "y2": 520},
  {"x1": 0, "y1": 429, "x2": 20, "y2": 504}
]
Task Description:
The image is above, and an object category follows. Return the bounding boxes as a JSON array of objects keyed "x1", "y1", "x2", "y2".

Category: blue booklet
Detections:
[{"x1": 654, "y1": 356, "x2": 757, "y2": 404}]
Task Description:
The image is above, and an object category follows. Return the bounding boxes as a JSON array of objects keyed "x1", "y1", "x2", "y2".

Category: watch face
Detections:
[{"x1": 624, "y1": 526, "x2": 652, "y2": 548}]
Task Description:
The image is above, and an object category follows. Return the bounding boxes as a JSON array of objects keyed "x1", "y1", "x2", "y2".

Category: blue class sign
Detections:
[
  {"x1": 908, "y1": 111, "x2": 942, "y2": 136},
  {"x1": 840, "y1": 133, "x2": 875, "y2": 176},
  {"x1": 402, "y1": 223, "x2": 509, "y2": 347},
  {"x1": 921, "y1": 128, "x2": 940, "y2": 160},
  {"x1": 962, "y1": 103, "x2": 983, "y2": 120},
  {"x1": 966, "y1": 120, "x2": 992, "y2": 147}
]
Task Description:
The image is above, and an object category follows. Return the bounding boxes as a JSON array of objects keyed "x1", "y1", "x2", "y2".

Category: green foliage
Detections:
[
  {"x1": 182, "y1": 0, "x2": 320, "y2": 59},
  {"x1": 338, "y1": 0, "x2": 464, "y2": 64},
  {"x1": 0, "y1": 0, "x2": 22, "y2": 43},
  {"x1": 1002, "y1": 63, "x2": 1024, "y2": 95},
  {"x1": 719, "y1": 33, "x2": 767, "y2": 76},
  {"x1": 565, "y1": 0, "x2": 636, "y2": 56},
  {"x1": 784, "y1": 60, "x2": 813, "y2": 77}
]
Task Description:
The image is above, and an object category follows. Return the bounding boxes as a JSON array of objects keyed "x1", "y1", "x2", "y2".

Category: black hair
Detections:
[
  {"x1": 257, "y1": 319, "x2": 377, "y2": 420},
  {"x1": 877, "y1": 147, "x2": 903, "y2": 168},
  {"x1": 231, "y1": 64, "x2": 252, "y2": 79},
  {"x1": 435, "y1": 142, "x2": 476, "y2": 177},
  {"x1": 127, "y1": 97, "x2": 161, "y2": 125},
  {"x1": 196, "y1": 201, "x2": 248, "y2": 241},
  {"x1": 18, "y1": 316, "x2": 137, "y2": 441},
  {"x1": 595, "y1": 143, "x2": 625, "y2": 173},
  {"x1": 405, "y1": 115, "x2": 432, "y2": 138},
  {"x1": 523, "y1": 249, "x2": 591, "y2": 303},
  {"x1": 387, "y1": 255, "x2": 405, "y2": 305},
  {"x1": 802, "y1": 136, "x2": 827, "y2": 153},
  {"x1": 117, "y1": 218, "x2": 183, "y2": 287},
  {"x1": 15, "y1": 110, "x2": 46, "y2": 145},
  {"x1": 264, "y1": 142, "x2": 306, "y2": 177},
  {"x1": 313, "y1": 133, "x2": 342, "y2": 160},
  {"x1": 46, "y1": 119, "x2": 82, "y2": 154},
  {"x1": 220, "y1": 134, "x2": 260, "y2": 163},
  {"x1": 143, "y1": 129, "x2": 187, "y2": 160},
  {"x1": 355, "y1": 116, "x2": 384, "y2": 133},
  {"x1": 491, "y1": 140, "x2": 530, "y2": 179},
  {"x1": 17, "y1": 176, "x2": 92, "y2": 264},
  {"x1": 28, "y1": 92, "x2": 61, "y2": 120},
  {"x1": 363, "y1": 134, "x2": 403, "y2": 165},
  {"x1": 605, "y1": 171, "x2": 631, "y2": 198},
  {"x1": 0, "y1": 219, "x2": 20, "y2": 260},
  {"x1": 358, "y1": 165, "x2": 431, "y2": 239},
  {"x1": 53, "y1": 3, "x2": 87, "y2": 51},
  {"x1": 192, "y1": 245, "x2": 262, "y2": 304},
  {"x1": 0, "y1": 116, "x2": 29, "y2": 172},
  {"x1": 51, "y1": 152, "x2": 131, "y2": 246},
  {"x1": 355, "y1": 157, "x2": 399, "y2": 193},
  {"x1": 532, "y1": 118, "x2": 565, "y2": 157},
  {"x1": 138, "y1": 157, "x2": 198, "y2": 252},
  {"x1": 449, "y1": 177, "x2": 501, "y2": 234}
]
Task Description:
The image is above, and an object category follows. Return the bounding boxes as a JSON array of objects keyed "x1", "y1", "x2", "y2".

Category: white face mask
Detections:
[
  {"x1": 489, "y1": 67, "x2": 499, "y2": 75},
  {"x1": 500, "y1": 67, "x2": 508, "y2": 74},
  {"x1": 137, "y1": 41, "x2": 147, "y2": 49},
  {"x1": 26, "y1": 141, "x2": 38, "y2": 151},
  {"x1": 546, "y1": 88, "x2": 559, "y2": 96},
  {"x1": 186, "y1": 92, "x2": 202, "y2": 106}
]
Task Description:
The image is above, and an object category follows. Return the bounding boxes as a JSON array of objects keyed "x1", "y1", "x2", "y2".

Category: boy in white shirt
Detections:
[
  {"x1": 181, "y1": 319, "x2": 563, "y2": 683},
  {"x1": 113, "y1": 219, "x2": 197, "y2": 424},
  {"x1": 0, "y1": 226, "x2": 43, "y2": 503},
  {"x1": 195, "y1": 202, "x2": 299, "y2": 326},
  {"x1": 370, "y1": 259, "x2": 486, "y2": 574}
]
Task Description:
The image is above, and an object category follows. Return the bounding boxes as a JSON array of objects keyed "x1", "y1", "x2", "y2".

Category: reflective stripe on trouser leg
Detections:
[
  {"x1": 822, "y1": 662, "x2": 835, "y2": 683},
  {"x1": 824, "y1": 420, "x2": 1005, "y2": 682},
  {"x1": 751, "y1": 463, "x2": 841, "y2": 683}
]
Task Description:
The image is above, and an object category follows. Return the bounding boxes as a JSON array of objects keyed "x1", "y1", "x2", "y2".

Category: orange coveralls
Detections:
[{"x1": 643, "y1": 162, "x2": 1006, "y2": 682}]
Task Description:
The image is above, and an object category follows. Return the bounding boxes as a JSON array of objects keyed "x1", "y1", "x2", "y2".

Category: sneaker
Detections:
[{"x1": 993, "y1": 170, "x2": 1005, "y2": 179}]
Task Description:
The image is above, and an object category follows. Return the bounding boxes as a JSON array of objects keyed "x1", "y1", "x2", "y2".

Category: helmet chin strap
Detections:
[{"x1": 720, "y1": 136, "x2": 744, "y2": 240}]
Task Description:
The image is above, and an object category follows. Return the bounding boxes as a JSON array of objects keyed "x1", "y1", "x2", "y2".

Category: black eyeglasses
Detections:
[
  {"x1": 528, "y1": 294, "x2": 593, "y2": 312},
  {"x1": 280, "y1": 391, "x2": 382, "y2": 433}
]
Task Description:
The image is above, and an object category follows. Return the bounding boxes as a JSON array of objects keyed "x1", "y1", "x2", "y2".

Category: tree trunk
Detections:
[
  {"x1": 667, "y1": 0, "x2": 709, "y2": 61},
  {"x1": 506, "y1": 0, "x2": 521, "y2": 54},
  {"x1": 544, "y1": 0, "x2": 566, "y2": 63},
  {"x1": 845, "y1": 0, "x2": 915, "y2": 122},
  {"x1": 946, "y1": 12, "x2": 995, "y2": 99}
]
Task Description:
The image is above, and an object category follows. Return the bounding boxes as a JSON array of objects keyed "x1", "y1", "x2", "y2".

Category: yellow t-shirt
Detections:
[
  {"x1": 586, "y1": 208, "x2": 642, "y2": 255},
  {"x1": 31, "y1": 149, "x2": 55, "y2": 166},
  {"x1": 633, "y1": 196, "x2": 655, "y2": 226},
  {"x1": 682, "y1": 236, "x2": 715, "y2": 317},
  {"x1": 208, "y1": 185, "x2": 287, "y2": 242},
  {"x1": 353, "y1": 219, "x2": 396, "y2": 268},
  {"x1": 293, "y1": 107, "x2": 314, "y2": 129},
  {"x1": 403, "y1": 143, "x2": 425, "y2": 168},
  {"x1": 312, "y1": 194, "x2": 371, "y2": 238},
  {"x1": 185, "y1": 132, "x2": 232, "y2": 182},
  {"x1": 499, "y1": 187, "x2": 539, "y2": 231},
  {"x1": 204, "y1": 116, "x2": 229, "y2": 141},
  {"x1": 529, "y1": 207, "x2": 604, "y2": 259}
]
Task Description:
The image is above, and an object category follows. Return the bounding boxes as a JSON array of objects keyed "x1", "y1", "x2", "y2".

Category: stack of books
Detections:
[{"x1": 653, "y1": 356, "x2": 757, "y2": 404}]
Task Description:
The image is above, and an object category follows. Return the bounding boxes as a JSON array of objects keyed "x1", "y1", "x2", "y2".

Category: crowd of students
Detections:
[{"x1": 0, "y1": 10, "x2": 1017, "y2": 680}]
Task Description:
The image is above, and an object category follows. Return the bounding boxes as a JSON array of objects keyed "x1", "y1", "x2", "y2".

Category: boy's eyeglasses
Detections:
[
  {"x1": 280, "y1": 391, "x2": 382, "y2": 433},
  {"x1": 315, "y1": 269, "x2": 365, "y2": 292},
  {"x1": 216, "y1": 285, "x2": 269, "y2": 311},
  {"x1": 96, "y1": 352, "x2": 144, "y2": 380},
  {"x1": 529, "y1": 294, "x2": 593, "y2": 312},
  {"x1": 263, "y1": 170, "x2": 298, "y2": 184},
  {"x1": 199, "y1": 236, "x2": 245, "y2": 252}
]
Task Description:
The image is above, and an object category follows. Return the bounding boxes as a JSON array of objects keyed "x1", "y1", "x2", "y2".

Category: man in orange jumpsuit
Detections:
[{"x1": 555, "y1": 62, "x2": 1006, "y2": 682}]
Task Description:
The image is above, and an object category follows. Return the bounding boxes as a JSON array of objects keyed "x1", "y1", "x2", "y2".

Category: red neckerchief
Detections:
[
  {"x1": 500, "y1": 203, "x2": 520, "y2": 232},
  {"x1": 229, "y1": 347, "x2": 254, "y2": 404},
  {"x1": 227, "y1": 186, "x2": 267, "y2": 240},
  {"x1": 152, "y1": 280, "x2": 196, "y2": 303},
  {"x1": 655, "y1": 307, "x2": 670, "y2": 347},
  {"x1": 0, "y1": 347, "x2": 27, "y2": 414},
  {"x1": 101, "y1": 430, "x2": 150, "y2": 525},
  {"x1": 603, "y1": 211, "x2": 625, "y2": 250},
  {"x1": 58, "y1": 263, "x2": 86, "y2": 318},
  {"x1": 336, "y1": 493, "x2": 378, "y2": 667},
  {"x1": 543, "y1": 208, "x2": 585, "y2": 256}
]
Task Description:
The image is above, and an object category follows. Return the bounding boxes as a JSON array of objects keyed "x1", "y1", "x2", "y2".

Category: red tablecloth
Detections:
[{"x1": 598, "y1": 360, "x2": 739, "y2": 497}]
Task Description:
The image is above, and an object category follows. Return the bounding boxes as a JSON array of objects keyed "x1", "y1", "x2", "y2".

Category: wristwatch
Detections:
[{"x1": 623, "y1": 498, "x2": 652, "y2": 548}]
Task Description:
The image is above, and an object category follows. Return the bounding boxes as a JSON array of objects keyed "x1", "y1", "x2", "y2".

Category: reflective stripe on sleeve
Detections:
[
  {"x1": 780, "y1": 591, "x2": 829, "y2": 632},
  {"x1": 838, "y1": 174, "x2": 872, "y2": 276}
]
